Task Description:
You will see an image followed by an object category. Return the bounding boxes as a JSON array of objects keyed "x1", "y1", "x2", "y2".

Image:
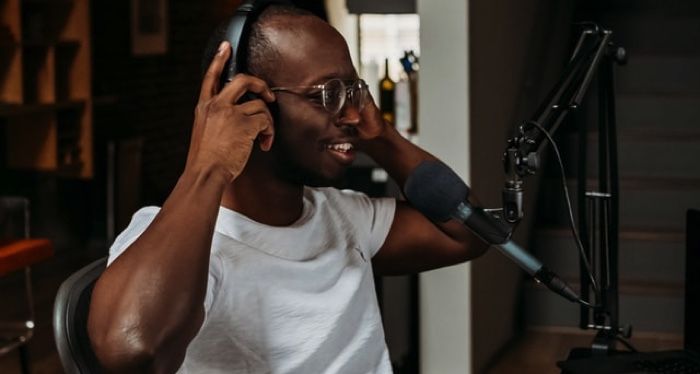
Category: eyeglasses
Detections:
[{"x1": 270, "y1": 78, "x2": 368, "y2": 115}]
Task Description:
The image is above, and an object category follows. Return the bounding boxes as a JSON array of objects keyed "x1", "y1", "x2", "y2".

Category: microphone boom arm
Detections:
[
  {"x1": 502, "y1": 23, "x2": 630, "y2": 353},
  {"x1": 502, "y1": 25, "x2": 624, "y2": 223}
]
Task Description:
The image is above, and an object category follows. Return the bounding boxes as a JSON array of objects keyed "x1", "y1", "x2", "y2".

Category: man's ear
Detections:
[{"x1": 267, "y1": 101, "x2": 280, "y2": 128}]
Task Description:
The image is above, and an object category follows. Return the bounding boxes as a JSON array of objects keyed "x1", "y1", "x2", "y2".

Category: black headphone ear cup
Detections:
[
  {"x1": 238, "y1": 92, "x2": 259, "y2": 104},
  {"x1": 220, "y1": 12, "x2": 246, "y2": 88}
]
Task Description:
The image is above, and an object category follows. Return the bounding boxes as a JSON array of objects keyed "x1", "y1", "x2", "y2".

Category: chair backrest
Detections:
[{"x1": 53, "y1": 257, "x2": 107, "y2": 374}]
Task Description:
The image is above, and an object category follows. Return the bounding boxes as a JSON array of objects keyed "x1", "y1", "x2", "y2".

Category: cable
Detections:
[
  {"x1": 525, "y1": 120, "x2": 600, "y2": 297},
  {"x1": 577, "y1": 298, "x2": 595, "y2": 308},
  {"x1": 616, "y1": 336, "x2": 639, "y2": 353}
]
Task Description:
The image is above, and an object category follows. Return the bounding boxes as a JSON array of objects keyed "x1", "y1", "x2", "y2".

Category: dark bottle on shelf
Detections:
[
  {"x1": 406, "y1": 51, "x2": 419, "y2": 135},
  {"x1": 379, "y1": 58, "x2": 395, "y2": 126}
]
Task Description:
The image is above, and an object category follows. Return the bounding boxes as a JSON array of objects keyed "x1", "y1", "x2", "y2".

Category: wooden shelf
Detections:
[
  {"x1": 0, "y1": 100, "x2": 85, "y2": 116},
  {"x1": 21, "y1": 39, "x2": 81, "y2": 48},
  {"x1": 0, "y1": 0, "x2": 92, "y2": 178},
  {"x1": 22, "y1": 0, "x2": 74, "y2": 5}
]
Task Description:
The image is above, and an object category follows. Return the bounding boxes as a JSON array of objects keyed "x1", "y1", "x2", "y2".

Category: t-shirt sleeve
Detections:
[
  {"x1": 203, "y1": 251, "x2": 222, "y2": 314},
  {"x1": 367, "y1": 197, "x2": 396, "y2": 257},
  {"x1": 107, "y1": 206, "x2": 161, "y2": 266},
  {"x1": 337, "y1": 189, "x2": 396, "y2": 258}
]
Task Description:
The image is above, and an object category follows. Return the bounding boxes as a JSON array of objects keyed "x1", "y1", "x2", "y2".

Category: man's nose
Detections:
[{"x1": 336, "y1": 101, "x2": 361, "y2": 127}]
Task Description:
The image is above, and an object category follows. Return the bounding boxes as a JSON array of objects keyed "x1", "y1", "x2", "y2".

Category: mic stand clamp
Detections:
[{"x1": 503, "y1": 133, "x2": 541, "y2": 224}]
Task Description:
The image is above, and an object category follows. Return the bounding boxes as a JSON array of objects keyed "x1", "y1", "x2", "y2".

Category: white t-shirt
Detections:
[{"x1": 108, "y1": 187, "x2": 397, "y2": 374}]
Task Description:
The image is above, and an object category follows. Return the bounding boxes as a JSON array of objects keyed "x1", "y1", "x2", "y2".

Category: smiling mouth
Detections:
[
  {"x1": 325, "y1": 142, "x2": 354, "y2": 153},
  {"x1": 324, "y1": 142, "x2": 356, "y2": 164}
]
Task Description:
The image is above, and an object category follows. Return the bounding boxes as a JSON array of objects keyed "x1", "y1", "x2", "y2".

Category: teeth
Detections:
[{"x1": 327, "y1": 143, "x2": 353, "y2": 152}]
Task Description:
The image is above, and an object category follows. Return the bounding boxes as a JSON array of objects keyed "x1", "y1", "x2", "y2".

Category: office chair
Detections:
[{"x1": 53, "y1": 256, "x2": 107, "y2": 373}]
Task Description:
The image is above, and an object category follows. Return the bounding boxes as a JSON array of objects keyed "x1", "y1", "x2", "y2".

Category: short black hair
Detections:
[{"x1": 201, "y1": 4, "x2": 315, "y2": 85}]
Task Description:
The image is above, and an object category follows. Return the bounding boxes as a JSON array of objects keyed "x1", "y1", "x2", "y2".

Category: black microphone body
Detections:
[{"x1": 404, "y1": 160, "x2": 579, "y2": 303}]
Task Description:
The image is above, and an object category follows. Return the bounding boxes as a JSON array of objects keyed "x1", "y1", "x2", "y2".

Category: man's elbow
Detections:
[
  {"x1": 89, "y1": 324, "x2": 160, "y2": 373},
  {"x1": 88, "y1": 314, "x2": 192, "y2": 373},
  {"x1": 90, "y1": 308, "x2": 193, "y2": 372}
]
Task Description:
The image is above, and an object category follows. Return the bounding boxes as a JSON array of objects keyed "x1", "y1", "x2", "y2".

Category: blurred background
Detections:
[{"x1": 1, "y1": 0, "x2": 698, "y2": 373}]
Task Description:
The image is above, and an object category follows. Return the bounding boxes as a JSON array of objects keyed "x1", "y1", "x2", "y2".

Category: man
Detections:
[{"x1": 88, "y1": 4, "x2": 487, "y2": 373}]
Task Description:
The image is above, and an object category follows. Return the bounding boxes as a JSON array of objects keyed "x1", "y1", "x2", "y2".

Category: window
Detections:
[{"x1": 359, "y1": 13, "x2": 419, "y2": 98}]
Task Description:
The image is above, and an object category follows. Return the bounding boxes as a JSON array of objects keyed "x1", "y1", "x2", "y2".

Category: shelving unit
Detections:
[{"x1": 0, "y1": 0, "x2": 92, "y2": 178}]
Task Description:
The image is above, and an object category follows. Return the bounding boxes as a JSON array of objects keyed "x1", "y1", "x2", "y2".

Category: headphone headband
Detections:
[{"x1": 222, "y1": 0, "x2": 293, "y2": 82}]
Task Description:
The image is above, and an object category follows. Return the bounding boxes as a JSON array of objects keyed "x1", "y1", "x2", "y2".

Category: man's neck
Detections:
[{"x1": 220, "y1": 163, "x2": 305, "y2": 227}]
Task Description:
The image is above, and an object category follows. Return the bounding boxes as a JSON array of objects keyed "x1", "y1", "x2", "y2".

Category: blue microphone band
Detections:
[
  {"x1": 496, "y1": 241, "x2": 543, "y2": 276},
  {"x1": 457, "y1": 199, "x2": 576, "y2": 301}
]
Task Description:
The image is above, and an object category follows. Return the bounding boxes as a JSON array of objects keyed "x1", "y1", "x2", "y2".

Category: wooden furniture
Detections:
[{"x1": 0, "y1": 0, "x2": 93, "y2": 178}]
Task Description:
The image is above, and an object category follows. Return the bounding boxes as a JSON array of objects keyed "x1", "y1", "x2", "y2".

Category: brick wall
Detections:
[
  {"x1": 93, "y1": 0, "x2": 325, "y2": 208},
  {"x1": 92, "y1": 1, "x2": 240, "y2": 207},
  {"x1": 0, "y1": 1, "x2": 324, "y2": 250}
]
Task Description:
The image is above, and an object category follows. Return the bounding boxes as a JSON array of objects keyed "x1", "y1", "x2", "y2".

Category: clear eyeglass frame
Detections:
[{"x1": 270, "y1": 78, "x2": 368, "y2": 115}]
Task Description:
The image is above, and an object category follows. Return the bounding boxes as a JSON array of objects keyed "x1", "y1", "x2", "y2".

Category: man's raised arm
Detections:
[
  {"x1": 356, "y1": 97, "x2": 489, "y2": 275},
  {"x1": 87, "y1": 41, "x2": 276, "y2": 372}
]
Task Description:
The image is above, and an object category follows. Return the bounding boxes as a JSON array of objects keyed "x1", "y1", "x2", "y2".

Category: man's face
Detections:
[{"x1": 264, "y1": 16, "x2": 363, "y2": 186}]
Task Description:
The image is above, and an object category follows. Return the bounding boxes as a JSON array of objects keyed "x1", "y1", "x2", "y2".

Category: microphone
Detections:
[{"x1": 404, "y1": 160, "x2": 579, "y2": 303}]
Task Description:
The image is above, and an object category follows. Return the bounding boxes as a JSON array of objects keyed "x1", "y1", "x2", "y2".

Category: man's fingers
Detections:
[
  {"x1": 239, "y1": 100, "x2": 274, "y2": 133},
  {"x1": 199, "y1": 41, "x2": 231, "y2": 101},
  {"x1": 219, "y1": 74, "x2": 276, "y2": 104},
  {"x1": 239, "y1": 100, "x2": 275, "y2": 151},
  {"x1": 362, "y1": 90, "x2": 379, "y2": 112},
  {"x1": 238, "y1": 99, "x2": 269, "y2": 116}
]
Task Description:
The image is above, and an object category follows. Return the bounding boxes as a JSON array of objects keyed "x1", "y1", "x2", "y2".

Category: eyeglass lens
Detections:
[{"x1": 324, "y1": 79, "x2": 367, "y2": 114}]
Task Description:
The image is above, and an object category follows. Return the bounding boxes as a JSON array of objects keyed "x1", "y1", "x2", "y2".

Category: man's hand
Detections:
[
  {"x1": 186, "y1": 41, "x2": 276, "y2": 183},
  {"x1": 356, "y1": 92, "x2": 388, "y2": 140}
]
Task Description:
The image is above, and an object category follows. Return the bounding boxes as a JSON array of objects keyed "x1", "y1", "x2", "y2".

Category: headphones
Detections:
[{"x1": 218, "y1": 0, "x2": 293, "y2": 88}]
